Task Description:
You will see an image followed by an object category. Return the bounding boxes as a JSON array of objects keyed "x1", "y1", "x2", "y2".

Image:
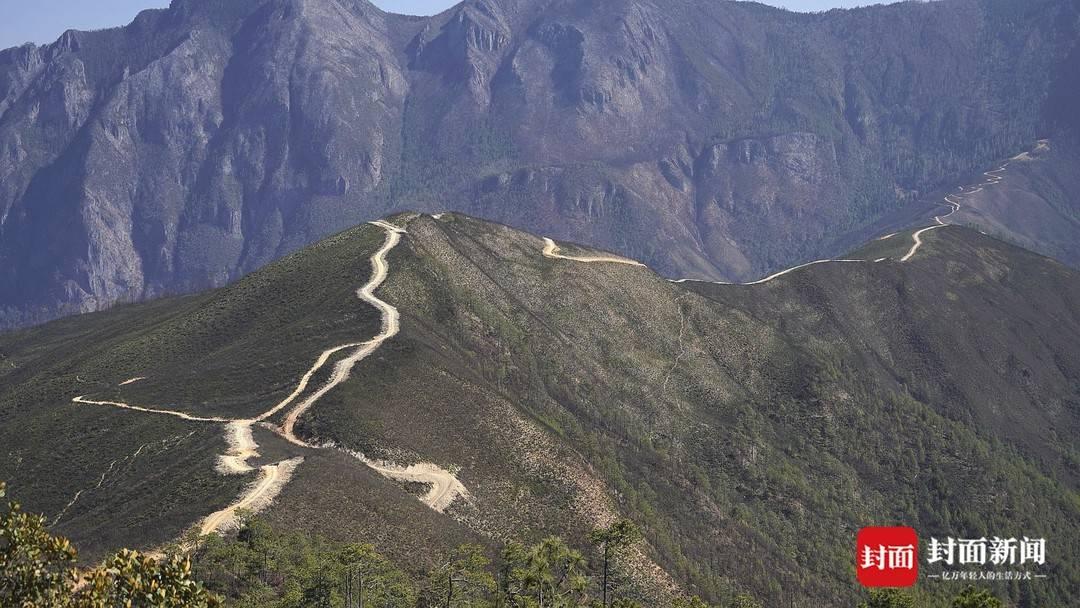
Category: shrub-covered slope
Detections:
[{"x1": 1, "y1": 213, "x2": 1078, "y2": 605}]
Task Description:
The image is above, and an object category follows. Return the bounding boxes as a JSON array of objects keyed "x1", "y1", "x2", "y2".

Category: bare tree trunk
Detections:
[{"x1": 602, "y1": 544, "x2": 610, "y2": 608}]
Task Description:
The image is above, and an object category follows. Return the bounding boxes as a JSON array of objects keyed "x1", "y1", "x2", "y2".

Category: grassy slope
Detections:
[
  {"x1": 0, "y1": 222, "x2": 386, "y2": 556},
  {"x1": 1, "y1": 214, "x2": 1077, "y2": 606},
  {"x1": 302, "y1": 215, "x2": 1080, "y2": 606}
]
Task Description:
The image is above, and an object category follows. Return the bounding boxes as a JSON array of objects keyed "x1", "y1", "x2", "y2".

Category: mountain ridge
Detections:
[
  {"x1": 2, "y1": 210, "x2": 1078, "y2": 605},
  {"x1": 2, "y1": 0, "x2": 1079, "y2": 329}
]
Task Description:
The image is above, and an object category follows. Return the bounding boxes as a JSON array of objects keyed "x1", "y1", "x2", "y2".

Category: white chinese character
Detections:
[
  {"x1": 928, "y1": 537, "x2": 955, "y2": 565},
  {"x1": 888, "y1": 545, "x2": 915, "y2": 570},
  {"x1": 989, "y1": 537, "x2": 1017, "y2": 565},
  {"x1": 1020, "y1": 538, "x2": 1045, "y2": 565},
  {"x1": 862, "y1": 545, "x2": 886, "y2": 570},
  {"x1": 958, "y1": 538, "x2": 988, "y2": 565}
]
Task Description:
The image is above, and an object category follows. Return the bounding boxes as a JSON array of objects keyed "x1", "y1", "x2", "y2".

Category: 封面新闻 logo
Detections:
[
  {"x1": 857, "y1": 527, "x2": 919, "y2": 587},
  {"x1": 925, "y1": 536, "x2": 1047, "y2": 582},
  {"x1": 857, "y1": 527, "x2": 1048, "y2": 587}
]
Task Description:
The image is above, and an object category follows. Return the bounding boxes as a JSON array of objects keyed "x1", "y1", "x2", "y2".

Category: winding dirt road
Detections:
[
  {"x1": 661, "y1": 157, "x2": 1019, "y2": 285},
  {"x1": 72, "y1": 219, "x2": 469, "y2": 540},
  {"x1": 278, "y1": 220, "x2": 404, "y2": 447},
  {"x1": 533, "y1": 225, "x2": 877, "y2": 287},
  {"x1": 345, "y1": 451, "x2": 469, "y2": 512},
  {"x1": 67, "y1": 153, "x2": 1023, "y2": 539},
  {"x1": 900, "y1": 226, "x2": 945, "y2": 262},
  {"x1": 217, "y1": 421, "x2": 259, "y2": 475},
  {"x1": 71, "y1": 396, "x2": 229, "y2": 423},
  {"x1": 199, "y1": 458, "x2": 302, "y2": 536},
  {"x1": 542, "y1": 237, "x2": 646, "y2": 267}
]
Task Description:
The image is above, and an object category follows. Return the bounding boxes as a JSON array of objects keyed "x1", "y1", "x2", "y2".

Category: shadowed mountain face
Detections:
[
  {"x1": 1, "y1": 214, "x2": 1078, "y2": 606},
  {"x1": 1, "y1": 0, "x2": 1079, "y2": 328}
]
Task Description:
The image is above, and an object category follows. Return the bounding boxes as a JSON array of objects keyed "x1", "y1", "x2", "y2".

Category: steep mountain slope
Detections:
[
  {"x1": 2, "y1": 0, "x2": 1079, "y2": 328},
  {"x1": 1, "y1": 213, "x2": 1078, "y2": 605},
  {"x1": 944, "y1": 139, "x2": 1080, "y2": 264}
]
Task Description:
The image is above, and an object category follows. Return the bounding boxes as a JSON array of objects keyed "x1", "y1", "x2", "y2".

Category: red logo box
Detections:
[{"x1": 857, "y1": 527, "x2": 919, "y2": 587}]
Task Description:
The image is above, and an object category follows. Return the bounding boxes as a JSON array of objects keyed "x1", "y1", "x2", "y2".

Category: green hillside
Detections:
[{"x1": 1, "y1": 213, "x2": 1078, "y2": 606}]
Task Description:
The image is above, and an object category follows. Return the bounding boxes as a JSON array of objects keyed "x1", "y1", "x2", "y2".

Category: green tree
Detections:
[
  {"x1": 498, "y1": 542, "x2": 530, "y2": 607},
  {"x1": 340, "y1": 543, "x2": 415, "y2": 608},
  {"x1": 672, "y1": 596, "x2": 712, "y2": 608},
  {"x1": 427, "y1": 544, "x2": 495, "y2": 608},
  {"x1": 731, "y1": 593, "x2": 764, "y2": 608},
  {"x1": 302, "y1": 566, "x2": 336, "y2": 608},
  {"x1": 858, "y1": 588, "x2": 916, "y2": 608},
  {"x1": 501, "y1": 537, "x2": 589, "y2": 608},
  {"x1": 0, "y1": 481, "x2": 78, "y2": 607},
  {"x1": 80, "y1": 549, "x2": 221, "y2": 608},
  {"x1": 587, "y1": 520, "x2": 641, "y2": 608},
  {"x1": 1, "y1": 481, "x2": 219, "y2": 608},
  {"x1": 951, "y1": 587, "x2": 1004, "y2": 608},
  {"x1": 236, "y1": 510, "x2": 273, "y2": 575}
]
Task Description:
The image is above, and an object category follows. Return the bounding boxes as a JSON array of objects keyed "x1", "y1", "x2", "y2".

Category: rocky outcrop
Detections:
[
  {"x1": 410, "y1": 0, "x2": 512, "y2": 103},
  {"x1": 1, "y1": 0, "x2": 1079, "y2": 328}
]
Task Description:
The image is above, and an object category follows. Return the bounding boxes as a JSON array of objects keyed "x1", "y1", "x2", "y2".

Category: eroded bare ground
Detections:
[
  {"x1": 542, "y1": 237, "x2": 646, "y2": 266},
  {"x1": 491, "y1": 401, "x2": 681, "y2": 597},
  {"x1": 71, "y1": 219, "x2": 469, "y2": 542}
]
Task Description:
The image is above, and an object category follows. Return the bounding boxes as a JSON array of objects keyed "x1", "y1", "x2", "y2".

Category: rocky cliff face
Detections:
[{"x1": 1, "y1": 0, "x2": 1078, "y2": 328}]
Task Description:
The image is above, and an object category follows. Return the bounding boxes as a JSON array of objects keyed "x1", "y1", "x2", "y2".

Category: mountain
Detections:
[
  {"x1": 949, "y1": 140, "x2": 1080, "y2": 263},
  {"x1": 2, "y1": 0, "x2": 1080, "y2": 329},
  {"x1": 1, "y1": 212, "x2": 1078, "y2": 606}
]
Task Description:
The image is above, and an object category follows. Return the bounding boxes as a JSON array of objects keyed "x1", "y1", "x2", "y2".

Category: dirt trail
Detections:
[
  {"x1": 900, "y1": 225, "x2": 946, "y2": 262},
  {"x1": 67, "y1": 153, "x2": 1021, "y2": 539},
  {"x1": 72, "y1": 396, "x2": 229, "y2": 422},
  {"x1": 344, "y1": 451, "x2": 470, "y2": 512},
  {"x1": 897, "y1": 163, "x2": 1008, "y2": 264},
  {"x1": 217, "y1": 421, "x2": 260, "y2": 475},
  {"x1": 743, "y1": 258, "x2": 867, "y2": 285},
  {"x1": 71, "y1": 219, "x2": 469, "y2": 540},
  {"x1": 542, "y1": 237, "x2": 646, "y2": 266},
  {"x1": 278, "y1": 221, "x2": 404, "y2": 447},
  {"x1": 199, "y1": 458, "x2": 302, "y2": 536},
  {"x1": 666, "y1": 155, "x2": 1021, "y2": 285},
  {"x1": 253, "y1": 344, "x2": 363, "y2": 424},
  {"x1": 53, "y1": 432, "x2": 195, "y2": 526}
]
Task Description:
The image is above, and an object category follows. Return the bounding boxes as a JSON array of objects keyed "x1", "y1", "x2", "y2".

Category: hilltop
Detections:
[
  {"x1": 1, "y1": 0, "x2": 1079, "y2": 328},
  {"x1": 1, "y1": 212, "x2": 1078, "y2": 605}
]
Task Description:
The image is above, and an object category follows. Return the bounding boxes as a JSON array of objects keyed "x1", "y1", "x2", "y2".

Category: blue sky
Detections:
[{"x1": 0, "y1": 0, "x2": 882, "y2": 50}]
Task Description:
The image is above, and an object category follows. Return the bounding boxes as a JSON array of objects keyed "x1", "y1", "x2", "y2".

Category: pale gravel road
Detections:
[{"x1": 71, "y1": 219, "x2": 470, "y2": 542}]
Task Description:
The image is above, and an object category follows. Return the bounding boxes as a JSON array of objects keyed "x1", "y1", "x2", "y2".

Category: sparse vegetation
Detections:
[
  {"x1": 2, "y1": 217, "x2": 1079, "y2": 607},
  {"x1": 0, "y1": 482, "x2": 1030, "y2": 608}
]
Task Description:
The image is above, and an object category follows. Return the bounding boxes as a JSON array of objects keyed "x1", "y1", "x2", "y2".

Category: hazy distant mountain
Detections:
[
  {"x1": 2, "y1": 213, "x2": 1077, "y2": 605},
  {"x1": 1, "y1": 0, "x2": 1078, "y2": 328}
]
